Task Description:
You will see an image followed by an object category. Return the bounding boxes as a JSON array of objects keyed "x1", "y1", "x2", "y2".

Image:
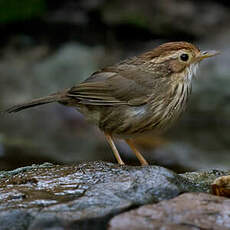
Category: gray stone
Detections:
[
  {"x1": 0, "y1": 161, "x2": 229, "y2": 229},
  {"x1": 109, "y1": 193, "x2": 230, "y2": 230},
  {"x1": 0, "y1": 210, "x2": 34, "y2": 230}
]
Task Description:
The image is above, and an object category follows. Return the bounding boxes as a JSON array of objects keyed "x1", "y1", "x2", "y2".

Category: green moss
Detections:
[
  {"x1": 0, "y1": 0, "x2": 46, "y2": 23},
  {"x1": 179, "y1": 170, "x2": 230, "y2": 193}
]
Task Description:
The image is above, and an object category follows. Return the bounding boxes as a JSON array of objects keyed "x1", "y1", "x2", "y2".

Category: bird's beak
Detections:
[{"x1": 197, "y1": 50, "x2": 220, "y2": 62}]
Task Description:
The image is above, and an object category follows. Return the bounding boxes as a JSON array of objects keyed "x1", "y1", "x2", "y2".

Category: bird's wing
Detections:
[{"x1": 67, "y1": 66, "x2": 157, "y2": 106}]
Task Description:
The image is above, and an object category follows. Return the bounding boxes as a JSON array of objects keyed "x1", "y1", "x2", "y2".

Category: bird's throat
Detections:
[{"x1": 186, "y1": 63, "x2": 199, "y2": 82}]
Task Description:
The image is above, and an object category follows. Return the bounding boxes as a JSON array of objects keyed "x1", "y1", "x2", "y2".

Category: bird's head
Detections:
[{"x1": 141, "y1": 41, "x2": 219, "y2": 82}]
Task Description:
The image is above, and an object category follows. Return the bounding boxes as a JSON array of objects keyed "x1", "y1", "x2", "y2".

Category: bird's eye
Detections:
[{"x1": 180, "y1": 53, "x2": 189, "y2": 62}]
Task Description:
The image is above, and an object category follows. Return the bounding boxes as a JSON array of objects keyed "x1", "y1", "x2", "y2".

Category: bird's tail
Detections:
[{"x1": 4, "y1": 93, "x2": 63, "y2": 113}]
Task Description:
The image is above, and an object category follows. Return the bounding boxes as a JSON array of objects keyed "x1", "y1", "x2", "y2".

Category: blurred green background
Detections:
[
  {"x1": 0, "y1": 0, "x2": 230, "y2": 172},
  {"x1": 0, "y1": 0, "x2": 46, "y2": 22}
]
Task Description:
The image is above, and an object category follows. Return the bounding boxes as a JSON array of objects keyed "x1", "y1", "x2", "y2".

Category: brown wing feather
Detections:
[{"x1": 67, "y1": 67, "x2": 155, "y2": 106}]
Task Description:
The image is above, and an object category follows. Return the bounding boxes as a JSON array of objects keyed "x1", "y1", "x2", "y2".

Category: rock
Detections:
[
  {"x1": 0, "y1": 161, "x2": 229, "y2": 229},
  {"x1": 109, "y1": 192, "x2": 230, "y2": 230}
]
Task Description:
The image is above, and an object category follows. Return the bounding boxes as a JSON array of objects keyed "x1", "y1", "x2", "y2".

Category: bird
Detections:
[{"x1": 4, "y1": 41, "x2": 219, "y2": 165}]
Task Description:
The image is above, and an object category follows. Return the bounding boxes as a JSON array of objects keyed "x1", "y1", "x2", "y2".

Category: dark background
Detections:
[{"x1": 0, "y1": 0, "x2": 230, "y2": 172}]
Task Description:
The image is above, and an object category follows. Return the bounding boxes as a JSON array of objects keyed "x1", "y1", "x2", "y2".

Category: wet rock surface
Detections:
[
  {"x1": 0, "y1": 161, "x2": 229, "y2": 230},
  {"x1": 109, "y1": 192, "x2": 230, "y2": 230}
]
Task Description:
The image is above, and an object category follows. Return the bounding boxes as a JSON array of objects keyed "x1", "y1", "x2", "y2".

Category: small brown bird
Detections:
[{"x1": 4, "y1": 42, "x2": 219, "y2": 165}]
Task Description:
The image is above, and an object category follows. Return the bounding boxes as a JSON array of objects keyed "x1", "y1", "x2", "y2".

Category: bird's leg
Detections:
[
  {"x1": 104, "y1": 132, "x2": 125, "y2": 165},
  {"x1": 125, "y1": 139, "x2": 149, "y2": 166}
]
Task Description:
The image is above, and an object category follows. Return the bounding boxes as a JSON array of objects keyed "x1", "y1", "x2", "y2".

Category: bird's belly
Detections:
[
  {"x1": 76, "y1": 105, "x2": 101, "y2": 126},
  {"x1": 98, "y1": 104, "x2": 169, "y2": 137},
  {"x1": 77, "y1": 100, "x2": 186, "y2": 138}
]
